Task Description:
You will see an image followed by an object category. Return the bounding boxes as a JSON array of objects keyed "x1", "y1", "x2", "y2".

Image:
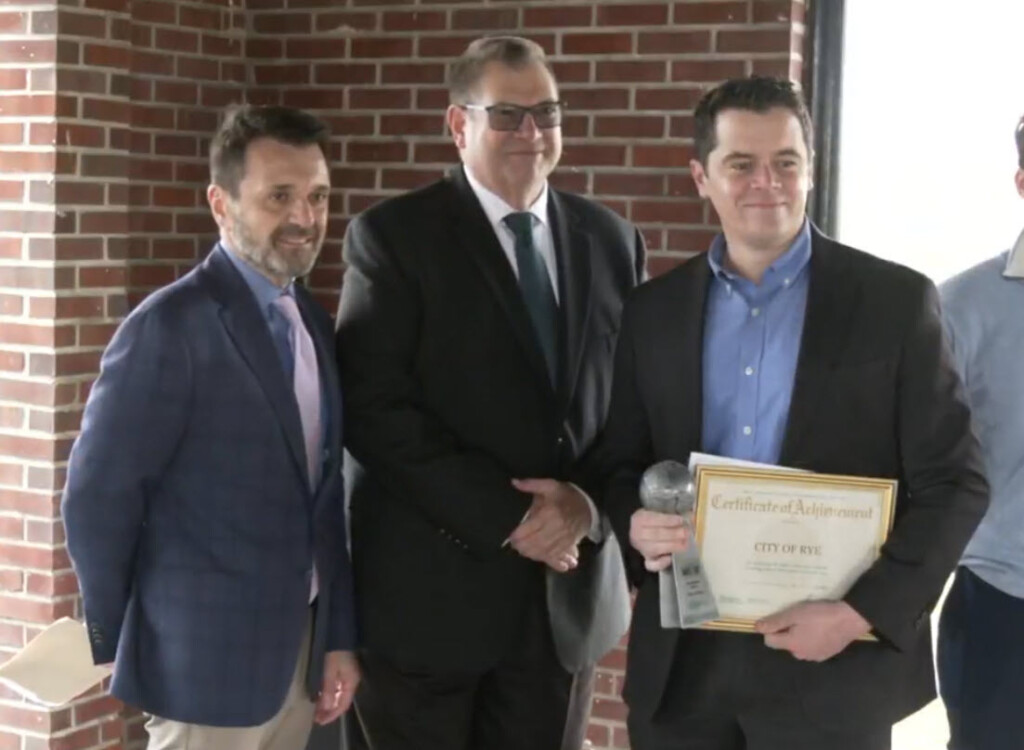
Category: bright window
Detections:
[{"x1": 837, "y1": 2, "x2": 1022, "y2": 284}]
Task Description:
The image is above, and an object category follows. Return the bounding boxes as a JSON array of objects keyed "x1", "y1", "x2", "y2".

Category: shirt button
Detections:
[
  {"x1": 751, "y1": 308, "x2": 760, "y2": 317},
  {"x1": 744, "y1": 366, "x2": 754, "y2": 376},
  {"x1": 783, "y1": 278, "x2": 791, "y2": 287},
  {"x1": 743, "y1": 426, "x2": 752, "y2": 436}
]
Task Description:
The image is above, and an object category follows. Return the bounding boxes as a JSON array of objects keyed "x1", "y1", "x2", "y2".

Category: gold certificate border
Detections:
[{"x1": 692, "y1": 465, "x2": 897, "y2": 636}]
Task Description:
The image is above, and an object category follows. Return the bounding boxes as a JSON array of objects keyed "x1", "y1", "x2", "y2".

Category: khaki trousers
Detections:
[{"x1": 146, "y1": 619, "x2": 315, "y2": 750}]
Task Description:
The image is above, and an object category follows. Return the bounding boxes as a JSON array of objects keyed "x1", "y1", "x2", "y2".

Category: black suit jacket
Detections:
[
  {"x1": 597, "y1": 227, "x2": 988, "y2": 729},
  {"x1": 336, "y1": 167, "x2": 645, "y2": 673}
]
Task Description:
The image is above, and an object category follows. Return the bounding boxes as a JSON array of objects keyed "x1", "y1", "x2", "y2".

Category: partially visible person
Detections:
[
  {"x1": 62, "y1": 104, "x2": 359, "y2": 750},
  {"x1": 937, "y1": 115, "x2": 1024, "y2": 750}
]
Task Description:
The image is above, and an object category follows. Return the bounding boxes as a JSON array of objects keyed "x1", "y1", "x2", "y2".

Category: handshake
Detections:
[{"x1": 507, "y1": 478, "x2": 594, "y2": 572}]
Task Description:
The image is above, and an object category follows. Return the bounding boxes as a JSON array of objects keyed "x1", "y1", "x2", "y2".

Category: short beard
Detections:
[{"x1": 225, "y1": 206, "x2": 320, "y2": 285}]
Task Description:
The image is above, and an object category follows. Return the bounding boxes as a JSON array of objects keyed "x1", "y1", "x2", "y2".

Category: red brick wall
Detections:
[
  {"x1": 246, "y1": 0, "x2": 805, "y2": 316},
  {"x1": 1, "y1": 2, "x2": 804, "y2": 748}
]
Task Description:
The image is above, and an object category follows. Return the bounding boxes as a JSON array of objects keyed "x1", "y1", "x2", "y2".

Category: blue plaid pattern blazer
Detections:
[{"x1": 62, "y1": 247, "x2": 356, "y2": 726}]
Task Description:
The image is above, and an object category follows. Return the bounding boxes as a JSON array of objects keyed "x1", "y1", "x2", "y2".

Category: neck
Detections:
[
  {"x1": 466, "y1": 166, "x2": 543, "y2": 211},
  {"x1": 501, "y1": 183, "x2": 543, "y2": 211},
  {"x1": 721, "y1": 229, "x2": 801, "y2": 285},
  {"x1": 221, "y1": 237, "x2": 290, "y2": 289}
]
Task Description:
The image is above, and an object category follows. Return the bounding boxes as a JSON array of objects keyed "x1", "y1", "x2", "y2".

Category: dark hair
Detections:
[
  {"x1": 209, "y1": 104, "x2": 331, "y2": 196},
  {"x1": 693, "y1": 76, "x2": 814, "y2": 166},
  {"x1": 1016, "y1": 115, "x2": 1024, "y2": 170},
  {"x1": 448, "y1": 36, "x2": 555, "y2": 105}
]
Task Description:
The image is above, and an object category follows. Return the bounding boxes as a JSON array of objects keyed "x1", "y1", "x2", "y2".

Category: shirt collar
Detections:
[
  {"x1": 218, "y1": 243, "x2": 293, "y2": 314},
  {"x1": 706, "y1": 220, "x2": 813, "y2": 286},
  {"x1": 1004, "y1": 227, "x2": 1024, "y2": 278},
  {"x1": 464, "y1": 166, "x2": 549, "y2": 231}
]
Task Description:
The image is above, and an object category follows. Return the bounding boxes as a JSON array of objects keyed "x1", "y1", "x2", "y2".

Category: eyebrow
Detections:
[
  {"x1": 266, "y1": 183, "x2": 331, "y2": 191},
  {"x1": 721, "y1": 149, "x2": 804, "y2": 162},
  {"x1": 490, "y1": 100, "x2": 559, "y2": 108}
]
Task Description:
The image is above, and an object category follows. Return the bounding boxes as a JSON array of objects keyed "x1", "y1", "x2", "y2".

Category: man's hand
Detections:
[
  {"x1": 314, "y1": 650, "x2": 361, "y2": 725},
  {"x1": 756, "y1": 601, "x2": 871, "y2": 662},
  {"x1": 508, "y1": 479, "x2": 591, "y2": 572},
  {"x1": 629, "y1": 508, "x2": 688, "y2": 571}
]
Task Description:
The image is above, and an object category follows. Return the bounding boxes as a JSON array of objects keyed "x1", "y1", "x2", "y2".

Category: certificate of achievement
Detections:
[{"x1": 692, "y1": 465, "x2": 896, "y2": 634}]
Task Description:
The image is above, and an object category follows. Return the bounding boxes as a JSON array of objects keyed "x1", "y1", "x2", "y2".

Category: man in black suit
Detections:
[
  {"x1": 335, "y1": 36, "x2": 644, "y2": 750},
  {"x1": 596, "y1": 76, "x2": 989, "y2": 750}
]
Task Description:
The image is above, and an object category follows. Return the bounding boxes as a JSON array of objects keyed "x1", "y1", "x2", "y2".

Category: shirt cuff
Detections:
[{"x1": 569, "y1": 483, "x2": 604, "y2": 542}]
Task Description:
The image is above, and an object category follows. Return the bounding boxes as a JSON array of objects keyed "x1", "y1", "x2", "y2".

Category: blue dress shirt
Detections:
[{"x1": 701, "y1": 222, "x2": 812, "y2": 464}]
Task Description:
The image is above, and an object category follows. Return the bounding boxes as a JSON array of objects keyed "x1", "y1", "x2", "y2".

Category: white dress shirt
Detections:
[
  {"x1": 463, "y1": 167, "x2": 601, "y2": 542},
  {"x1": 464, "y1": 167, "x2": 560, "y2": 303}
]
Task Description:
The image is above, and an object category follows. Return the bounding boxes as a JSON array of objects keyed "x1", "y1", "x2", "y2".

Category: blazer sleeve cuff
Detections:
[{"x1": 842, "y1": 587, "x2": 921, "y2": 652}]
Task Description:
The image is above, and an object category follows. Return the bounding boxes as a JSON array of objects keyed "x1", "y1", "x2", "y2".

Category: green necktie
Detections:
[{"x1": 503, "y1": 211, "x2": 558, "y2": 385}]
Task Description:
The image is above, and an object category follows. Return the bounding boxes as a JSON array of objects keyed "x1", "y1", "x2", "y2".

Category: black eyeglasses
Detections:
[{"x1": 459, "y1": 101, "x2": 566, "y2": 132}]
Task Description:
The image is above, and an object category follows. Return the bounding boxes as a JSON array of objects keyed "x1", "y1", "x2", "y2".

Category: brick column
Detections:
[
  {"x1": 2, "y1": 1, "x2": 245, "y2": 748},
  {"x1": 0, "y1": 4, "x2": 116, "y2": 749}
]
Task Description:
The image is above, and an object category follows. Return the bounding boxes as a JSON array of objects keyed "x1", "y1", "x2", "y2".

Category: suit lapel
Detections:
[
  {"x1": 202, "y1": 249, "x2": 309, "y2": 487},
  {"x1": 677, "y1": 261, "x2": 711, "y2": 454},
  {"x1": 446, "y1": 168, "x2": 554, "y2": 395},
  {"x1": 549, "y1": 190, "x2": 592, "y2": 410},
  {"x1": 779, "y1": 229, "x2": 861, "y2": 466}
]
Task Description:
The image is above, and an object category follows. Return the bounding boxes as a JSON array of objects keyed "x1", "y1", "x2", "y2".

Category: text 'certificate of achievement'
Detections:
[{"x1": 692, "y1": 465, "x2": 896, "y2": 635}]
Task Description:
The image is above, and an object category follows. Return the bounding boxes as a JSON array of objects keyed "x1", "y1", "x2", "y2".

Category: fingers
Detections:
[
  {"x1": 544, "y1": 551, "x2": 579, "y2": 573},
  {"x1": 763, "y1": 631, "x2": 796, "y2": 652},
  {"x1": 314, "y1": 681, "x2": 342, "y2": 725},
  {"x1": 335, "y1": 682, "x2": 356, "y2": 717},
  {"x1": 508, "y1": 514, "x2": 548, "y2": 545},
  {"x1": 633, "y1": 509, "x2": 687, "y2": 528},
  {"x1": 630, "y1": 509, "x2": 689, "y2": 561},
  {"x1": 754, "y1": 615, "x2": 790, "y2": 635},
  {"x1": 511, "y1": 477, "x2": 558, "y2": 495},
  {"x1": 754, "y1": 604, "x2": 802, "y2": 634},
  {"x1": 508, "y1": 498, "x2": 561, "y2": 544},
  {"x1": 644, "y1": 554, "x2": 673, "y2": 572},
  {"x1": 513, "y1": 532, "x2": 578, "y2": 566}
]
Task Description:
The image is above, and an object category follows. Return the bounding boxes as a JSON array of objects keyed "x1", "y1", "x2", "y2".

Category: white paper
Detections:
[
  {"x1": 688, "y1": 451, "x2": 811, "y2": 475},
  {"x1": 0, "y1": 618, "x2": 112, "y2": 707}
]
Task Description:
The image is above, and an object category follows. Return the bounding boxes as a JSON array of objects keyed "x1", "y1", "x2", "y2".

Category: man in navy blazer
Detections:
[{"x1": 62, "y1": 105, "x2": 359, "y2": 750}]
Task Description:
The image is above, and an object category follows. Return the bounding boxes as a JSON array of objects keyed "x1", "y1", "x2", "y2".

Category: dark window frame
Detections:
[{"x1": 804, "y1": 0, "x2": 846, "y2": 236}]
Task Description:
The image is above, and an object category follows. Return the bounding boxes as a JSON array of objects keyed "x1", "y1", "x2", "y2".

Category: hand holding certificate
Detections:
[{"x1": 638, "y1": 455, "x2": 896, "y2": 639}]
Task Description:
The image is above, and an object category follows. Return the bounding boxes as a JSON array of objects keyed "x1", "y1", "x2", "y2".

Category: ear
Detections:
[
  {"x1": 807, "y1": 149, "x2": 815, "y2": 191},
  {"x1": 690, "y1": 159, "x2": 710, "y2": 199},
  {"x1": 447, "y1": 104, "x2": 468, "y2": 150},
  {"x1": 1015, "y1": 168, "x2": 1024, "y2": 199},
  {"x1": 207, "y1": 183, "x2": 230, "y2": 230}
]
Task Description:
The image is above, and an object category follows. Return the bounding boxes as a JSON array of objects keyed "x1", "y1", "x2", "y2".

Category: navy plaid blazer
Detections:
[{"x1": 62, "y1": 247, "x2": 356, "y2": 726}]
